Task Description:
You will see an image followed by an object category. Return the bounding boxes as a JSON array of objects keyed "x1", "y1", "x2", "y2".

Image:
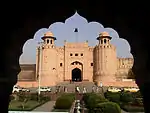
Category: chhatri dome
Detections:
[
  {"x1": 97, "y1": 31, "x2": 112, "y2": 40},
  {"x1": 42, "y1": 31, "x2": 56, "y2": 40},
  {"x1": 44, "y1": 31, "x2": 54, "y2": 37},
  {"x1": 99, "y1": 31, "x2": 110, "y2": 37}
]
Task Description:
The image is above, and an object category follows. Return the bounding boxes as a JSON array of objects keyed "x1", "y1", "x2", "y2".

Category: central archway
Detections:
[{"x1": 72, "y1": 68, "x2": 82, "y2": 82}]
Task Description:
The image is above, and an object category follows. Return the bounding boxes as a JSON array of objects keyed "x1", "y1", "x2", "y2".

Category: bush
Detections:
[
  {"x1": 132, "y1": 90, "x2": 143, "y2": 98},
  {"x1": 61, "y1": 93, "x2": 75, "y2": 100},
  {"x1": 82, "y1": 93, "x2": 91, "y2": 104},
  {"x1": 54, "y1": 93, "x2": 75, "y2": 109},
  {"x1": 83, "y1": 93, "x2": 108, "y2": 109},
  {"x1": 55, "y1": 97, "x2": 73, "y2": 109},
  {"x1": 120, "y1": 92, "x2": 134, "y2": 103},
  {"x1": 91, "y1": 102, "x2": 121, "y2": 113},
  {"x1": 15, "y1": 92, "x2": 51, "y2": 102},
  {"x1": 17, "y1": 92, "x2": 27, "y2": 102},
  {"x1": 83, "y1": 93, "x2": 93, "y2": 105},
  {"x1": 104, "y1": 91, "x2": 120, "y2": 103},
  {"x1": 132, "y1": 98, "x2": 143, "y2": 106},
  {"x1": 29, "y1": 93, "x2": 51, "y2": 102},
  {"x1": 39, "y1": 94, "x2": 51, "y2": 101},
  {"x1": 121, "y1": 104, "x2": 144, "y2": 112},
  {"x1": 29, "y1": 93, "x2": 38, "y2": 101},
  {"x1": 86, "y1": 94, "x2": 100, "y2": 109}
]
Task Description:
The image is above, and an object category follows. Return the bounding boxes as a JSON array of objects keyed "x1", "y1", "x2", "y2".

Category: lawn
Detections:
[{"x1": 9, "y1": 100, "x2": 45, "y2": 111}]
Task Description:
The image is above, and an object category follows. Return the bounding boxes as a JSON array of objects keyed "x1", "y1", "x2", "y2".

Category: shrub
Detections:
[
  {"x1": 104, "y1": 91, "x2": 120, "y2": 103},
  {"x1": 120, "y1": 92, "x2": 134, "y2": 103},
  {"x1": 17, "y1": 92, "x2": 26, "y2": 102},
  {"x1": 132, "y1": 90, "x2": 143, "y2": 98},
  {"x1": 83, "y1": 93, "x2": 108, "y2": 109},
  {"x1": 121, "y1": 104, "x2": 144, "y2": 112},
  {"x1": 86, "y1": 94, "x2": 99, "y2": 109},
  {"x1": 61, "y1": 93, "x2": 75, "y2": 100},
  {"x1": 83, "y1": 93, "x2": 94, "y2": 105},
  {"x1": 54, "y1": 93, "x2": 75, "y2": 109},
  {"x1": 82, "y1": 93, "x2": 92, "y2": 104},
  {"x1": 39, "y1": 94, "x2": 51, "y2": 101},
  {"x1": 93, "y1": 102, "x2": 121, "y2": 113},
  {"x1": 55, "y1": 96, "x2": 74, "y2": 109},
  {"x1": 132, "y1": 98, "x2": 143, "y2": 106},
  {"x1": 18, "y1": 92, "x2": 51, "y2": 102},
  {"x1": 29, "y1": 93, "x2": 38, "y2": 101}
]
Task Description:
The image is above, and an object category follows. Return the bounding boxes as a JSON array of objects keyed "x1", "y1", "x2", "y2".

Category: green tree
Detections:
[{"x1": 127, "y1": 68, "x2": 135, "y2": 79}]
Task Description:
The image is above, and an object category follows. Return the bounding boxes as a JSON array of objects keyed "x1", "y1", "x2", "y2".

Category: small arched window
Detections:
[
  {"x1": 47, "y1": 40, "x2": 49, "y2": 44},
  {"x1": 50, "y1": 40, "x2": 52, "y2": 44},
  {"x1": 101, "y1": 40, "x2": 103, "y2": 44},
  {"x1": 108, "y1": 39, "x2": 110, "y2": 43},
  {"x1": 104, "y1": 39, "x2": 107, "y2": 44},
  {"x1": 75, "y1": 53, "x2": 78, "y2": 56}
]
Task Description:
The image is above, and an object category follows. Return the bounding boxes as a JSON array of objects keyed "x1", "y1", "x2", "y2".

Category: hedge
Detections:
[
  {"x1": 121, "y1": 104, "x2": 144, "y2": 112},
  {"x1": 104, "y1": 91, "x2": 120, "y2": 103},
  {"x1": 120, "y1": 92, "x2": 134, "y2": 103},
  {"x1": 54, "y1": 93, "x2": 75, "y2": 109},
  {"x1": 89, "y1": 102, "x2": 121, "y2": 113},
  {"x1": 83, "y1": 93, "x2": 108, "y2": 109}
]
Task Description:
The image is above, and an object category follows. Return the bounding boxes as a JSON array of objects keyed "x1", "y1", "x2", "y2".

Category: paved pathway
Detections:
[
  {"x1": 121, "y1": 110, "x2": 128, "y2": 113},
  {"x1": 32, "y1": 101, "x2": 55, "y2": 112}
]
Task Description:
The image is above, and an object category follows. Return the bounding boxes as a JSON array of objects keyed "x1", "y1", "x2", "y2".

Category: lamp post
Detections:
[
  {"x1": 52, "y1": 68, "x2": 58, "y2": 93},
  {"x1": 38, "y1": 42, "x2": 44, "y2": 96},
  {"x1": 38, "y1": 71, "x2": 41, "y2": 95}
]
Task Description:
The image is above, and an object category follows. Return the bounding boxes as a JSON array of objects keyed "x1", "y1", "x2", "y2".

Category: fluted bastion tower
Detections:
[
  {"x1": 36, "y1": 32, "x2": 58, "y2": 86},
  {"x1": 94, "y1": 32, "x2": 117, "y2": 84}
]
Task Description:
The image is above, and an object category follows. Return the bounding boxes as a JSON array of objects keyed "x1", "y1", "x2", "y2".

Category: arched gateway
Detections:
[{"x1": 72, "y1": 68, "x2": 82, "y2": 82}]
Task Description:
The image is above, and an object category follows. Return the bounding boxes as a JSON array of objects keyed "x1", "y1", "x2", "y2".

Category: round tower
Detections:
[
  {"x1": 39, "y1": 31, "x2": 58, "y2": 86},
  {"x1": 94, "y1": 32, "x2": 117, "y2": 84}
]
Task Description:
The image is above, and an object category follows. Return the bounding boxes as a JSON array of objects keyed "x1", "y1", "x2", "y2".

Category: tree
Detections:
[{"x1": 127, "y1": 68, "x2": 135, "y2": 79}]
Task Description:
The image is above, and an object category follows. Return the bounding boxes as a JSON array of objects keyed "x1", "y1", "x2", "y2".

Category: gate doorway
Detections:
[{"x1": 72, "y1": 68, "x2": 82, "y2": 82}]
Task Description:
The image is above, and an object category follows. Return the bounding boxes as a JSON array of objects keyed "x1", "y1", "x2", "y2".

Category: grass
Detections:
[{"x1": 9, "y1": 100, "x2": 46, "y2": 111}]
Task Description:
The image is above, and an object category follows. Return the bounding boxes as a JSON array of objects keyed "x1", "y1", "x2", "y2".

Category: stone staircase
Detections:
[{"x1": 56, "y1": 81, "x2": 95, "y2": 93}]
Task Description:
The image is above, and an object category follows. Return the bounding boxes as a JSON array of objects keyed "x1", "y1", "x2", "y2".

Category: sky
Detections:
[{"x1": 19, "y1": 12, "x2": 133, "y2": 64}]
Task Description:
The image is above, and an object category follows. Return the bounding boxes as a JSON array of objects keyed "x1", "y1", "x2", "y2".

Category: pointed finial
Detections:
[
  {"x1": 75, "y1": 10, "x2": 78, "y2": 14},
  {"x1": 74, "y1": 28, "x2": 78, "y2": 32}
]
